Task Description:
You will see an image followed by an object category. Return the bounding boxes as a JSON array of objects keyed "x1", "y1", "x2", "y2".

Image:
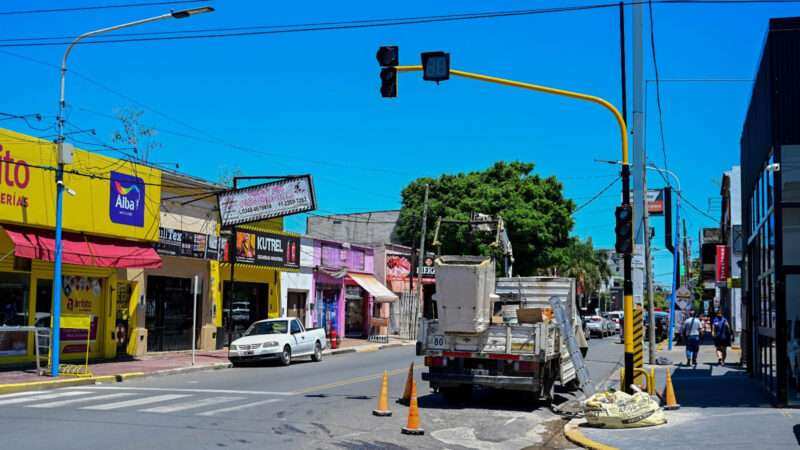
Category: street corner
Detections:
[{"x1": 426, "y1": 407, "x2": 568, "y2": 450}]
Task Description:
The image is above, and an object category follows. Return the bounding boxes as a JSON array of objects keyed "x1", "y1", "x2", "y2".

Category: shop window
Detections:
[
  {"x1": 352, "y1": 250, "x2": 365, "y2": 271},
  {"x1": 786, "y1": 275, "x2": 800, "y2": 405},
  {"x1": 783, "y1": 146, "x2": 800, "y2": 202},
  {"x1": 12, "y1": 257, "x2": 30, "y2": 272},
  {"x1": 321, "y1": 245, "x2": 341, "y2": 268},
  {"x1": 784, "y1": 209, "x2": 800, "y2": 265},
  {"x1": 0, "y1": 272, "x2": 30, "y2": 356}
]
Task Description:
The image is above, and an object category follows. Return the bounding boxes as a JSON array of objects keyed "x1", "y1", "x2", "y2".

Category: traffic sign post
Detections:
[{"x1": 379, "y1": 48, "x2": 635, "y2": 393}]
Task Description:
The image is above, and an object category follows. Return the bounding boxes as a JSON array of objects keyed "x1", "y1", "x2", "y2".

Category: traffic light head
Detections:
[
  {"x1": 380, "y1": 67, "x2": 397, "y2": 98},
  {"x1": 376, "y1": 46, "x2": 399, "y2": 67},
  {"x1": 615, "y1": 204, "x2": 633, "y2": 254},
  {"x1": 421, "y1": 51, "x2": 450, "y2": 82}
]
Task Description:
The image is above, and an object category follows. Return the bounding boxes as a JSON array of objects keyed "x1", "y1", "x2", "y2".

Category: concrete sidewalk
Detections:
[
  {"x1": 0, "y1": 337, "x2": 414, "y2": 393},
  {"x1": 573, "y1": 343, "x2": 800, "y2": 449}
]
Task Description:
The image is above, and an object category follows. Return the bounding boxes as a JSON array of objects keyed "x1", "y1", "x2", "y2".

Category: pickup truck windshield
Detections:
[{"x1": 244, "y1": 320, "x2": 288, "y2": 336}]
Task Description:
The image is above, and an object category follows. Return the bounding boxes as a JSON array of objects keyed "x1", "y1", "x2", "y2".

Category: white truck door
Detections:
[{"x1": 291, "y1": 319, "x2": 310, "y2": 354}]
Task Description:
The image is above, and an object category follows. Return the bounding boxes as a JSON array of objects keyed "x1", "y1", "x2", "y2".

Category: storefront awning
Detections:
[
  {"x1": 4, "y1": 226, "x2": 162, "y2": 269},
  {"x1": 347, "y1": 273, "x2": 399, "y2": 303}
]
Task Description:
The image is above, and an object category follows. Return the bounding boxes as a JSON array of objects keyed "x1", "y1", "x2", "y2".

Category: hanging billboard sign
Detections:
[
  {"x1": 156, "y1": 227, "x2": 221, "y2": 260},
  {"x1": 414, "y1": 255, "x2": 436, "y2": 278},
  {"x1": 218, "y1": 175, "x2": 316, "y2": 227},
  {"x1": 715, "y1": 245, "x2": 729, "y2": 282},
  {"x1": 223, "y1": 230, "x2": 300, "y2": 269},
  {"x1": 647, "y1": 189, "x2": 664, "y2": 215}
]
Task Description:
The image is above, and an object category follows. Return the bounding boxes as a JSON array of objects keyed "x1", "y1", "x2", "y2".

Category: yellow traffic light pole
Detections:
[{"x1": 395, "y1": 64, "x2": 637, "y2": 394}]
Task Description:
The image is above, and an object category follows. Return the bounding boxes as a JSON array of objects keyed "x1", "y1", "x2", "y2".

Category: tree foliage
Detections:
[
  {"x1": 395, "y1": 161, "x2": 575, "y2": 276},
  {"x1": 555, "y1": 238, "x2": 610, "y2": 298}
]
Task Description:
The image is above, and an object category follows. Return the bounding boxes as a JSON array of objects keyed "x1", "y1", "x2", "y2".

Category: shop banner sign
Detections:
[
  {"x1": 156, "y1": 227, "x2": 221, "y2": 260},
  {"x1": 229, "y1": 231, "x2": 300, "y2": 269},
  {"x1": 386, "y1": 254, "x2": 412, "y2": 281},
  {"x1": 648, "y1": 189, "x2": 664, "y2": 215},
  {"x1": 414, "y1": 255, "x2": 436, "y2": 278},
  {"x1": 218, "y1": 175, "x2": 316, "y2": 227},
  {"x1": 715, "y1": 245, "x2": 729, "y2": 282}
]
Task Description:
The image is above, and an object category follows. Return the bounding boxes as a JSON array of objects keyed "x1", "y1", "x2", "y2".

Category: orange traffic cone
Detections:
[
  {"x1": 401, "y1": 379, "x2": 424, "y2": 435},
  {"x1": 398, "y1": 362, "x2": 414, "y2": 405},
  {"x1": 663, "y1": 368, "x2": 680, "y2": 410},
  {"x1": 372, "y1": 370, "x2": 392, "y2": 416}
]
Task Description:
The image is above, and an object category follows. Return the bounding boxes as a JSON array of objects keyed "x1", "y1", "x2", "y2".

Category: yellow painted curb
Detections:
[
  {"x1": 93, "y1": 375, "x2": 117, "y2": 384},
  {"x1": 0, "y1": 377, "x2": 95, "y2": 395},
  {"x1": 116, "y1": 372, "x2": 146, "y2": 381},
  {"x1": 564, "y1": 418, "x2": 619, "y2": 450}
]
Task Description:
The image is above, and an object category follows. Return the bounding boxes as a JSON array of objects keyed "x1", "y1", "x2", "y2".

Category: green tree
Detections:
[
  {"x1": 395, "y1": 162, "x2": 574, "y2": 275},
  {"x1": 555, "y1": 237, "x2": 604, "y2": 299}
]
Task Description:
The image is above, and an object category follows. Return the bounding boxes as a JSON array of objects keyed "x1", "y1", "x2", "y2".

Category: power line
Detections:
[
  {"x1": 4, "y1": 0, "x2": 800, "y2": 48},
  {"x1": 0, "y1": 0, "x2": 207, "y2": 16},
  {"x1": 573, "y1": 176, "x2": 621, "y2": 213},
  {"x1": 2, "y1": 0, "x2": 798, "y2": 47}
]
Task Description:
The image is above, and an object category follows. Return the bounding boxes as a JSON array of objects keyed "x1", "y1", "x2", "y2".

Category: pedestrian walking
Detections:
[
  {"x1": 712, "y1": 311, "x2": 733, "y2": 365},
  {"x1": 682, "y1": 311, "x2": 702, "y2": 366}
]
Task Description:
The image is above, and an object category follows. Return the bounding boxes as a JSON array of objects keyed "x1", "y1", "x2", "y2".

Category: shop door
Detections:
[
  {"x1": 287, "y1": 292, "x2": 307, "y2": 326},
  {"x1": 345, "y1": 286, "x2": 365, "y2": 338},
  {"x1": 146, "y1": 276, "x2": 199, "y2": 352},
  {"x1": 222, "y1": 281, "x2": 268, "y2": 342}
]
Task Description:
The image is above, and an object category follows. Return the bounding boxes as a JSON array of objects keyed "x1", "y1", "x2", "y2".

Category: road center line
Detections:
[{"x1": 292, "y1": 366, "x2": 419, "y2": 395}]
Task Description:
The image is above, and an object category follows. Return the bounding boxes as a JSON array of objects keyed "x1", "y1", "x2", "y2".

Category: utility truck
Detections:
[{"x1": 419, "y1": 256, "x2": 588, "y2": 403}]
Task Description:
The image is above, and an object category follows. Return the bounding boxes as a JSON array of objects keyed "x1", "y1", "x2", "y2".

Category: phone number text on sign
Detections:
[{"x1": 218, "y1": 175, "x2": 316, "y2": 226}]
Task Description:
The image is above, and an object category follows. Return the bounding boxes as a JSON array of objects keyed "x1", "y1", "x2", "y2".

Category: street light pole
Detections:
[{"x1": 50, "y1": 6, "x2": 213, "y2": 377}]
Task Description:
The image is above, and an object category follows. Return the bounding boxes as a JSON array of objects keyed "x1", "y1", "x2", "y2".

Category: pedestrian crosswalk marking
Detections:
[
  {"x1": 71, "y1": 386, "x2": 295, "y2": 396},
  {"x1": 197, "y1": 398, "x2": 282, "y2": 416},
  {"x1": 0, "y1": 391, "x2": 55, "y2": 401},
  {"x1": 82, "y1": 394, "x2": 190, "y2": 411},
  {"x1": 140, "y1": 396, "x2": 243, "y2": 414},
  {"x1": 0, "y1": 391, "x2": 89, "y2": 406},
  {"x1": 27, "y1": 393, "x2": 134, "y2": 409}
]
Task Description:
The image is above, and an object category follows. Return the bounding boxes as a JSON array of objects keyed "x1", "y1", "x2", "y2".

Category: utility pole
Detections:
[
  {"x1": 645, "y1": 202, "x2": 656, "y2": 364},
  {"x1": 50, "y1": 6, "x2": 213, "y2": 377},
  {"x1": 631, "y1": 0, "x2": 646, "y2": 309},
  {"x1": 417, "y1": 185, "x2": 430, "y2": 301}
]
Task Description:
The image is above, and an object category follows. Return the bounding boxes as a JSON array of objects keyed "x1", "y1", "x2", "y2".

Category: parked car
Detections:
[
  {"x1": 606, "y1": 311, "x2": 624, "y2": 333},
  {"x1": 585, "y1": 315, "x2": 615, "y2": 337},
  {"x1": 228, "y1": 317, "x2": 327, "y2": 366}
]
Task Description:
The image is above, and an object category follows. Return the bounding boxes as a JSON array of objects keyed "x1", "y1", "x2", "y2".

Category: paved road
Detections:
[{"x1": 0, "y1": 337, "x2": 621, "y2": 450}]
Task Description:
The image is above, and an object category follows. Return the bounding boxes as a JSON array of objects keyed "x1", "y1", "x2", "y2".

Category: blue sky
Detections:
[{"x1": 1, "y1": 0, "x2": 798, "y2": 286}]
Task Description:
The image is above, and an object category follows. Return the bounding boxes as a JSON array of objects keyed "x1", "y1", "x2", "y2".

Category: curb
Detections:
[
  {"x1": 563, "y1": 418, "x2": 619, "y2": 450},
  {"x1": 0, "y1": 377, "x2": 97, "y2": 395}
]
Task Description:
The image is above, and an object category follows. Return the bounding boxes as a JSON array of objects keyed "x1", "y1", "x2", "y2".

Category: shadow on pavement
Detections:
[
  {"x1": 416, "y1": 387, "x2": 556, "y2": 412},
  {"x1": 670, "y1": 361, "x2": 771, "y2": 408}
]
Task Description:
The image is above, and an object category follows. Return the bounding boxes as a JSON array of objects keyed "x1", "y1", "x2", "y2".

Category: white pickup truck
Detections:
[{"x1": 228, "y1": 317, "x2": 327, "y2": 366}]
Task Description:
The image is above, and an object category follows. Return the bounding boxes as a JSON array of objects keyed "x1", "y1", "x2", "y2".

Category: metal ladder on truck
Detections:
[{"x1": 548, "y1": 296, "x2": 594, "y2": 396}]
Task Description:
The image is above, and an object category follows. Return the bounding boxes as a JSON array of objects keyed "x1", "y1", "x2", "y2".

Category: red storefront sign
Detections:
[{"x1": 715, "y1": 245, "x2": 729, "y2": 282}]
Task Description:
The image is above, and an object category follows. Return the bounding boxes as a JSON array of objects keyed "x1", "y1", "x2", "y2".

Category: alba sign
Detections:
[{"x1": 218, "y1": 175, "x2": 316, "y2": 227}]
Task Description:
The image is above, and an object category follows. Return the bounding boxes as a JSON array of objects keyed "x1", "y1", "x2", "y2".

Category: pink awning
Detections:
[{"x1": 4, "y1": 226, "x2": 162, "y2": 269}]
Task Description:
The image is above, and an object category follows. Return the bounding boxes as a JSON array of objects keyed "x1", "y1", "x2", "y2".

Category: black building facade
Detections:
[{"x1": 741, "y1": 17, "x2": 800, "y2": 406}]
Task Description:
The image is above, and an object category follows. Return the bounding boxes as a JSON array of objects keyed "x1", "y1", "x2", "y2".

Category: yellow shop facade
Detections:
[{"x1": 0, "y1": 128, "x2": 162, "y2": 365}]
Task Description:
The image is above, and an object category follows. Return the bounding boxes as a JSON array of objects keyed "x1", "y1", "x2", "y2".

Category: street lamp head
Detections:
[{"x1": 171, "y1": 6, "x2": 215, "y2": 19}]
